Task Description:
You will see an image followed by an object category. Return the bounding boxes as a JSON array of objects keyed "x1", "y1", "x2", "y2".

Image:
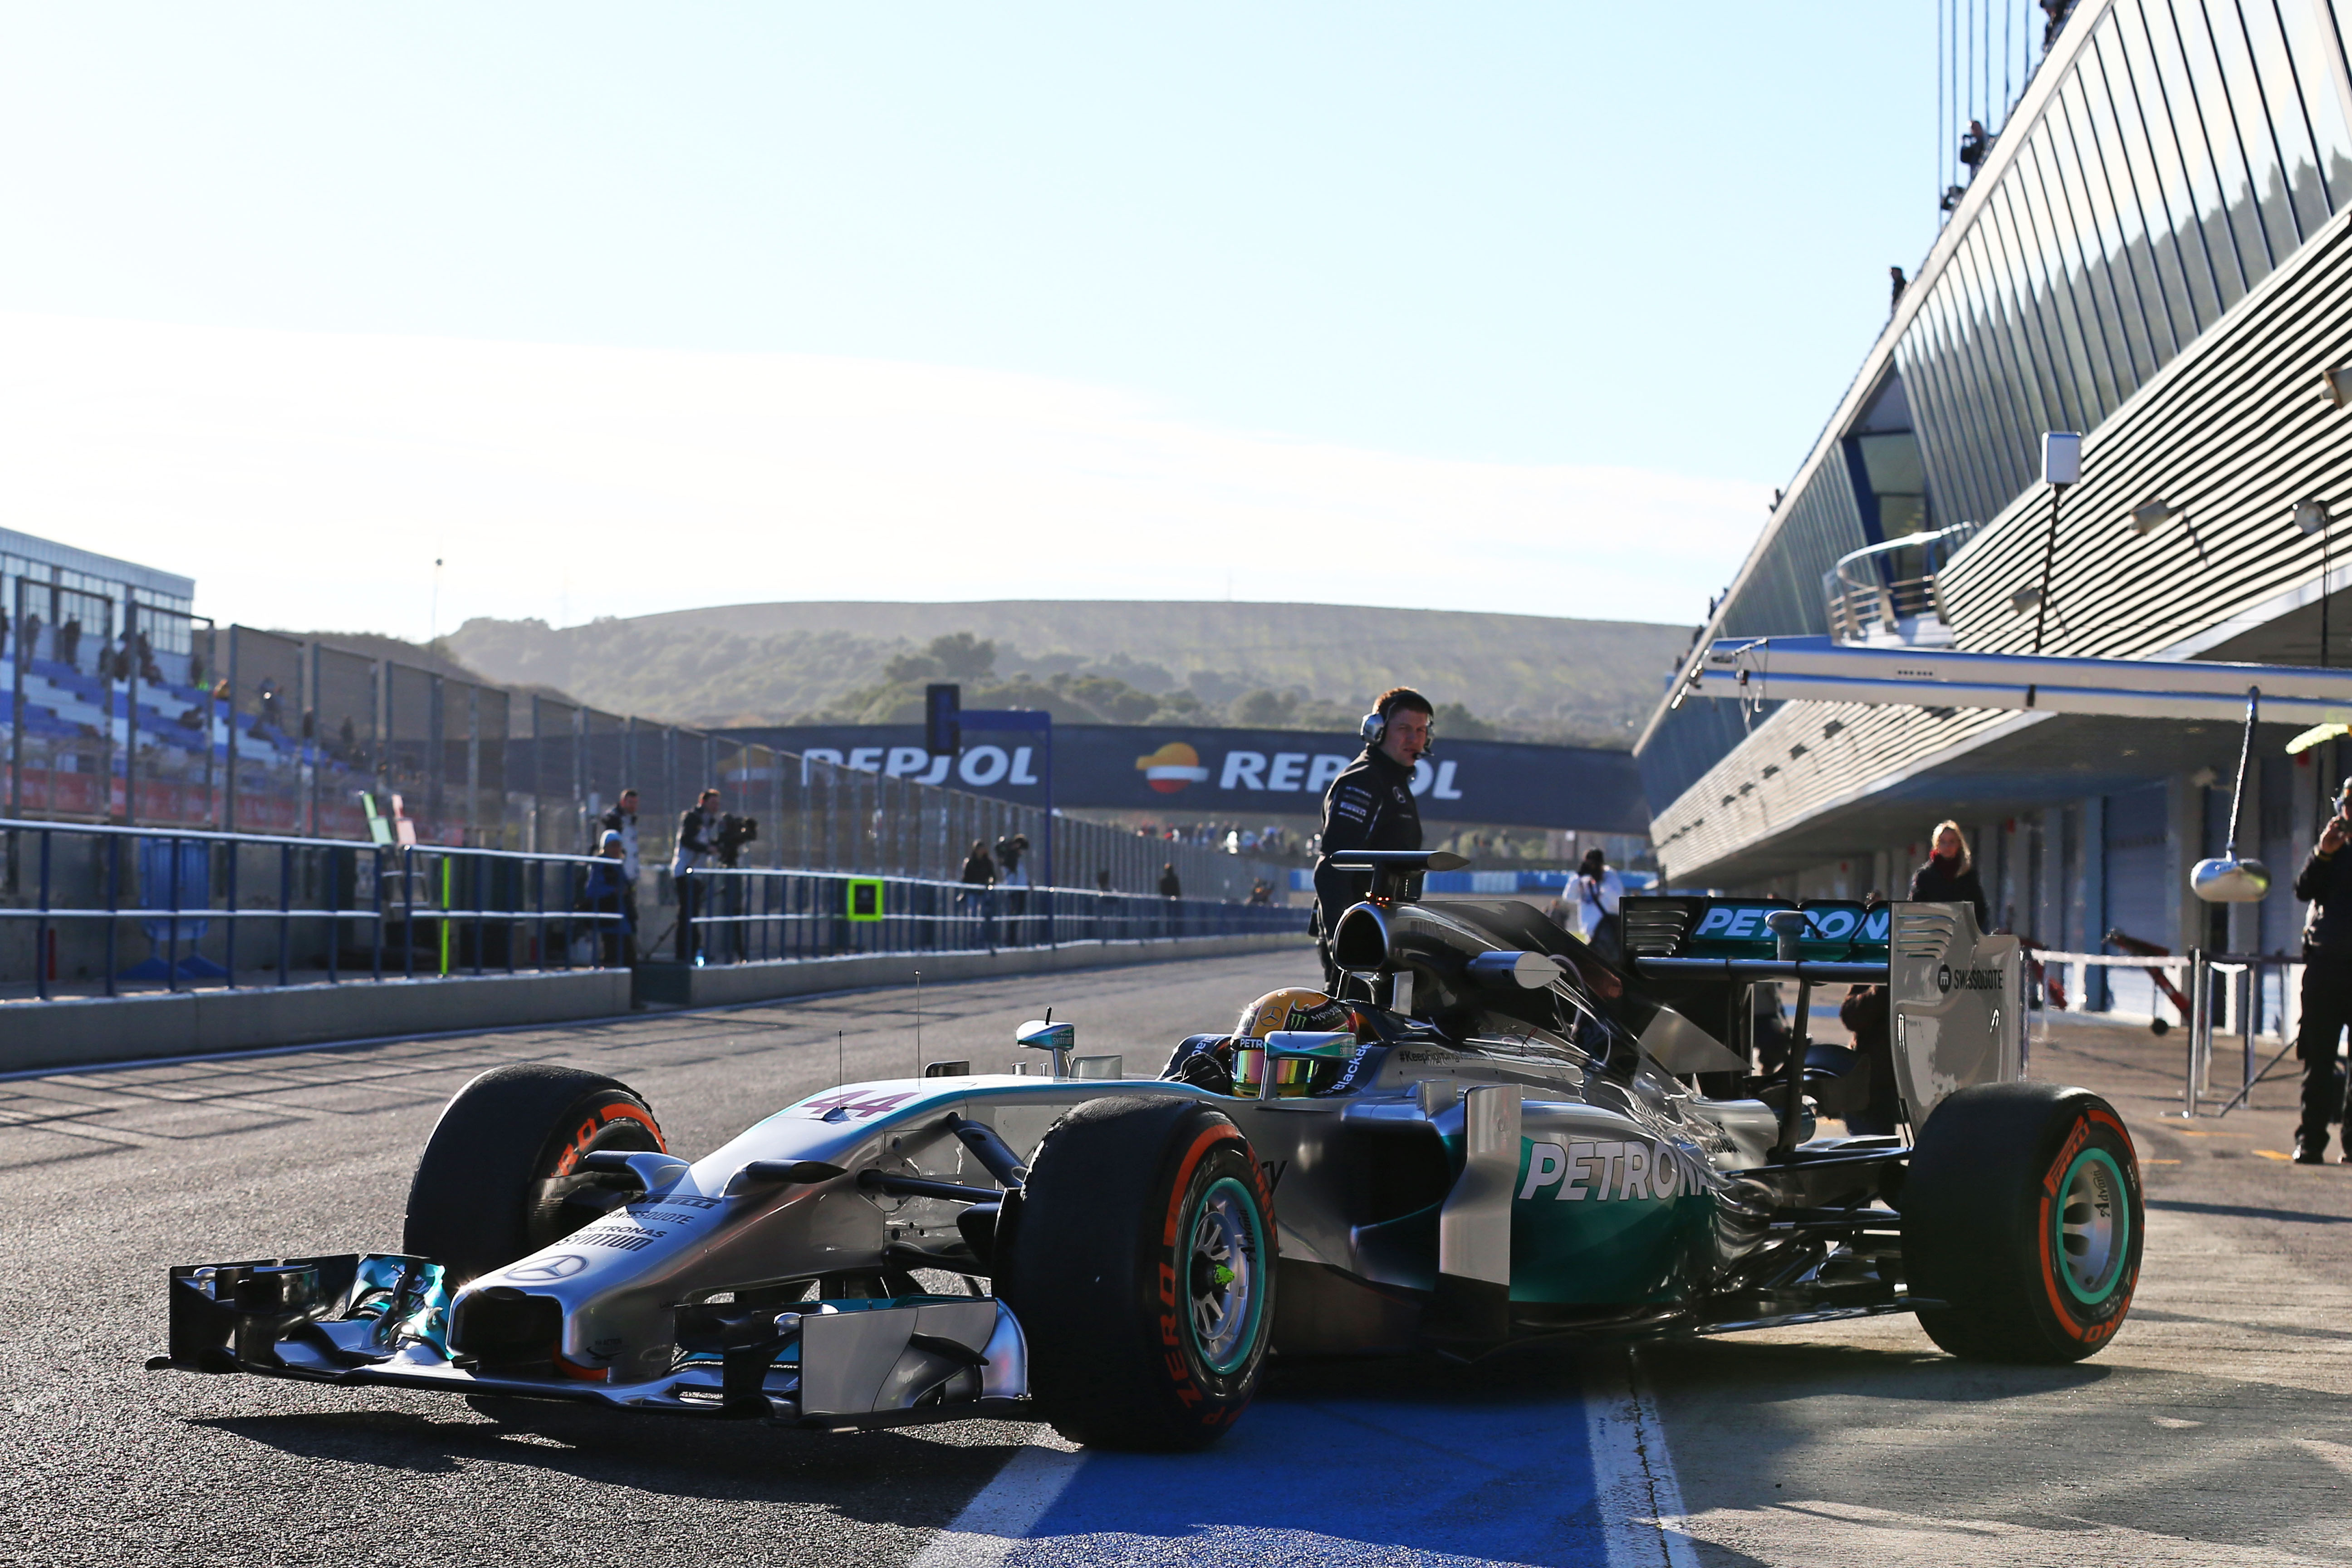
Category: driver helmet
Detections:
[{"x1": 1230, "y1": 988, "x2": 1358, "y2": 1099}]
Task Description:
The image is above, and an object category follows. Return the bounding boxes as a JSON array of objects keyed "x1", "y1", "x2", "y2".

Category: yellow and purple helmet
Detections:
[{"x1": 1230, "y1": 988, "x2": 1358, "y2": 1098}]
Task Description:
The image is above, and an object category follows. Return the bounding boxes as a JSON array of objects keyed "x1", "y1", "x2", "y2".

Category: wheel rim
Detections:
[
  {"x1": 2052, "y1": 1146, "x2": 2129, "y2": 1304},
  {"x1": 1184, "y1": 1175, "x2": 1266, "y2": 1376}
]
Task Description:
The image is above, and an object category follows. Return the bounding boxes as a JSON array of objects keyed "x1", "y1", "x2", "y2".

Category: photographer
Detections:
[
  {"x1": 2295, "y1": 777, "x2": 2352, "y2": 1162},
  {"x1": 672, "y1": 788, "x2": 721, "y2": 962}
]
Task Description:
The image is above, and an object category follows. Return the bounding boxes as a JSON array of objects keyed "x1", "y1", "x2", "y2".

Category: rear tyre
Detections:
[
  {"x1": 402, "y1": 1063, "x2": 666, "y2": 1282},
  {"x1": 1902, "y1": 1081, "x2": 2141, "y2": 1363},
  {"x1": 1000, "y1": 1095, "x2": 1275, "y2": 1450}
]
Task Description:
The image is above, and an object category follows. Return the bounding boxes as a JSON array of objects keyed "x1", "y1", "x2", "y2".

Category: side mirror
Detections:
[
  {"x1": 1262, "y1": 1030, "x2": 1357, "y2": 1061},
  {"x1": 1016, "y1": 1018, "x2": 1075, "y2": 1077},
  {"x1": 1257, "y1": 1031, "x2": 1357, "y2": 1101}
]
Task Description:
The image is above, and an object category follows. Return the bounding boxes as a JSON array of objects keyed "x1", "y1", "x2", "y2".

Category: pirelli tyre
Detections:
[
  {"x1": 1902, "y1": 1081, "x2": 2142, "y2": 1363},
  {"x1": 1000, "y1": 1095, "x2": 1276, "y2": 1451},
  {"x1": 402, "y1": 1063, "x2": 667, "y2": 1283}
]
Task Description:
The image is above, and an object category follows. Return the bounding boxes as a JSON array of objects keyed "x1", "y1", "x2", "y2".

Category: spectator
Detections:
[
  {"x1": 1959, "y1": 118, "x2": 1989, "y2": 169},
  {"x1": 1096, "y1": 868, "x2": 1113, "y2": 893},
  {"x1": 2042, "y1": 0, "x2": 2075, "y2": 49},
  {"x1": 59, "y1": 616, "x2": 82, "y2": 666},
  {"x1": 1159, "y1": 862, "x2": 1182, "y2": 899},
  {"x1": 1889, "y1": 265, "x2": 1906, "y2": 310},
  {"x1": 2294, "y1": 778, "x2": 2352, "y2": 1162},
  {"x1": 998, "y1": 832, "x2": 1030, "y2": 939},
  {"x1": 1248, "y1": 878, "x2": 1274, "y2": 906},
  {"x1": 1573, "y1": 848, "x2": 1627, "y2": 965},
  {"x1": 1908, "y1": 820, "x2": 1991, "y2": 930},
  {"x1": 578, "y1": 831, "x2": 635, "y2": 966},
  {"x1": 596, "y1": 788, "x2": 642, "y2": 962},
  {"x1": 960, "y1": 838, "x2": 997, "y2": 940},
  {"x1": 672, "y1": 787, "x2": 721, "y2": 961}
]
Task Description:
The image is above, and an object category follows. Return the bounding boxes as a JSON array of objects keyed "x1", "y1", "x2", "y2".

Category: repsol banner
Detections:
[{"x1": 717, "y1": 723, "x2": 1647, "y2": 833}]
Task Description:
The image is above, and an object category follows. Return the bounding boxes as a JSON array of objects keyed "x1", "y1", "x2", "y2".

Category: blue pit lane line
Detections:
[{"x1": 993, "y1": 1390, "x2": 1610, "y2": 1568}]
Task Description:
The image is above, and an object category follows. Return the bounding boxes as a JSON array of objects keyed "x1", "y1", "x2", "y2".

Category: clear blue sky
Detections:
[{"x1": 0, "y1": 3, "x2": 1942, "y2": 488}]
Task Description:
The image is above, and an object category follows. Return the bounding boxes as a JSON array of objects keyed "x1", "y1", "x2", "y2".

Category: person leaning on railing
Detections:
[
  {"x1": 672, "y1": 788, "x2": 721, "y2": 962},
  {"x1": 2294, "y1": 778, "x2": 2352, "y2": 1164},
  {"x1": 578, "y1": 831, "x2": 634, "y2": 966}
]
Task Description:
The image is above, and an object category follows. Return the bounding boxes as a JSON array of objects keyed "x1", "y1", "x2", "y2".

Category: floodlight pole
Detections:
[{"x1": 2031, "y1": 484, "x2": 2062, "y2": 655}]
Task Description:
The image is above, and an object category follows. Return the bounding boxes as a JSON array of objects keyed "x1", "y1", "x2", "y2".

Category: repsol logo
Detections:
[
  {"x1": 1517, "y1": 1139, "x2": 1685, "y2": 1203},
  {"x1": 1936, "y1": 964, "x2": 2006, "y2": 993}
]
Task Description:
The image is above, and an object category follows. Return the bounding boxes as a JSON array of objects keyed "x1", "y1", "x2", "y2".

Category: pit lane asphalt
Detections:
[
  {"x1": 3, "y1": 952, "x2": 1308, "y2": 1566},
  {"x1": 11, "y1": 957, "x2": 2352, "y2": 1565}
]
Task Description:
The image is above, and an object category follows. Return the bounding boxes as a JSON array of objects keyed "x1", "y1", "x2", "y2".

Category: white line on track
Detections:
[
  {"x1": 1587, "y1": 1349, "x2": 1701, "y2": 1568},
  {"x1": 908, "y1": 1426, "x2": 1086, "y2": 1568}
]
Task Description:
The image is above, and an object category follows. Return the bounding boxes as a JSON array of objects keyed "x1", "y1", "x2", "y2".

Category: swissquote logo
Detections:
[{"x1": 1136, "y1": 742, "x2": 1211, "y2": 794}]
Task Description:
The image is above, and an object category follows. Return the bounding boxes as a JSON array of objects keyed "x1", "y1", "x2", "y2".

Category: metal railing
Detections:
[
  {"x1": 0, "y1": 818, "x2": 622, "y2": 1001},
  {"x1": 1822, "y1": 523, "x2": 1978, "y2": 646},
  {"x1": 2030, "y1": 947, "x2": 2301, "y2": 1118},
  {"x1": 674, "y1": 866, "x2": 1308, "y2": 966}
]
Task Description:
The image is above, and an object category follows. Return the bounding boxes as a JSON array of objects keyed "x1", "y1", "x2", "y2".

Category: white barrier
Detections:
[{"x1": 2031, "y1": 949, "x2": 2301, "y2": 1118}]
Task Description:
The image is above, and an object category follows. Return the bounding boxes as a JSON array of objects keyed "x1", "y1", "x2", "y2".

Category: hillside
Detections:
[{"x1": 446, "y1": 602, "x2": 1690, "y2": 747}]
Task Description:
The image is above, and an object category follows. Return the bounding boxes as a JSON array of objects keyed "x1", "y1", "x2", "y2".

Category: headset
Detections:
[{"x1": 1361, "y1": 699, "x2": 1436, "y2": 755}]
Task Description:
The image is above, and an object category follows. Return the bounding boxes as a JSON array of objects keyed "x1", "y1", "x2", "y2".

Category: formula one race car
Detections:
[{"x1": 154, "y1": 850, "x2": 2143, "y2": 1450}]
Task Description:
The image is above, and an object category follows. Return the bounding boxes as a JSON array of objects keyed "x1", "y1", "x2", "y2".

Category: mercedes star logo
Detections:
[{"x1": 501, "y1": 1253, "x2": 588, "y2": 1281}]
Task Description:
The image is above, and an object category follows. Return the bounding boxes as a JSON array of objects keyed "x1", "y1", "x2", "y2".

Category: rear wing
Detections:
[{"x1": 1623, "y1": 896, "x2": 2025, "y2": 1123}]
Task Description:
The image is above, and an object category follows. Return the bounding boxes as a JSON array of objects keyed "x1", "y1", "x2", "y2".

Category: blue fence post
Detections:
[
  {"x1": 225, "y1": 837, "x2": 240, "y2": 986},
  {"x1": 105, "y1": 834, "x2": 121, "y2": 996},
  {"x1": 277, "y1": 840, "x2": 292, "y2": 987},
  {"x1": 35, "y1": 828, "x2": 50, "y2": 1001},
  {"x1": 370, "y1": 845, "x2": 385, "y2": 982},
  {"x1": 326, "y1": 844, "x2": 339, "y2": 986}
]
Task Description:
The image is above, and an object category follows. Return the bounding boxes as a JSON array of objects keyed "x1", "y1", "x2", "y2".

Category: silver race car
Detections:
[{"x1": 155, "y1": 850, "x2": 2143, "y2": 1450}]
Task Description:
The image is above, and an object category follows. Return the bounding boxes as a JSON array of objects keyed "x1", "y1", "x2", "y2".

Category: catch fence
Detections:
[
  {"x1": 2, "y1": 622, "x2": 1284, "y2": 902},
  {"x1": 673, "y1": 866, "x2": 1306, "y2": 968}
]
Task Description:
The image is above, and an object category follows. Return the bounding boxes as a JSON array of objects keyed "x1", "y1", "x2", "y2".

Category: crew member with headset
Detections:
[
  {"x1": 1313, "y1": 686, "x2": 1433, "y2": 988},
  {"x1": 2295, "y1": 776, "x2": 2352, "y2": 1163}
]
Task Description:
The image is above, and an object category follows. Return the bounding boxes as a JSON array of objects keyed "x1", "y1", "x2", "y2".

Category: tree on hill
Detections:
[{"x1": 883, "y1": 632, "x2": 1000, "y2": 684}]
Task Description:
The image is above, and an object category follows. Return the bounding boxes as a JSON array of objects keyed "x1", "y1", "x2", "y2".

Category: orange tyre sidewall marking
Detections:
[
  {"x1": 1154, "y1": 1122, "x2": 1269, "y2": 1426},
  {"x1": 551, "y1": 1099, "x2": 666, "y2": 1176},
  {"x1": 2036, "y1": 1107, "x2": 2138, "y2": 1343}
]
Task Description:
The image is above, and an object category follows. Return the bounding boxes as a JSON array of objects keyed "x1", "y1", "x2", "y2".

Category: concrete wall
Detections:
[
  {"x1": 632, "y1": 931, "x2": 1314, "y2": 1009},
  {"x1": 0, "y1": 968, "x2": 635, "y2": 1076}
]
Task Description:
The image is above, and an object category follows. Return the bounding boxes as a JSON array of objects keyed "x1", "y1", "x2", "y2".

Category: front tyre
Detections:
[
  {"x1": 402, "y1": 1063, "x2": 666, "y2": 1283},
  {"x1": 1000, "y1": 1095, "x2": 1275, "y2": 1450},
  {"x1": 1902, "y1": 1081, "x2": 2142, "y2": 1363}
]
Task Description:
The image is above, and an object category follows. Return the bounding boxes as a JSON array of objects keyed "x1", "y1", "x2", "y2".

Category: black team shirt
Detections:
[{"x1": 1314, "y1": 745, "x2": 1423, "y2": 926}]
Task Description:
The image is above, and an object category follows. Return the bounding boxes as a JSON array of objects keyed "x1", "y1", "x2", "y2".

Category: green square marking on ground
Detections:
[{"x1": 846, "y1": 879, "x2": 885, "y2": 922}]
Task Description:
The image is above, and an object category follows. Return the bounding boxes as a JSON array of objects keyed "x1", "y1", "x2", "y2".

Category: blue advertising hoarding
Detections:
[{"x1": 717, "y1": 722, "x2": 1647, "y2": 833}]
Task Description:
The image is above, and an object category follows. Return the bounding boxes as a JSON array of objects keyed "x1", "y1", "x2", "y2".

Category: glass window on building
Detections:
[{"x1": 1841, "y1": 375, "x2": 1934, "y2": 542}]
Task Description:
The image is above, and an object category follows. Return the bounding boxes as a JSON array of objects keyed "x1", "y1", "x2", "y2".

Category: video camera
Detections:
[{"x1": 715, "y1": 813, "x2": 760, "y2": 868}]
